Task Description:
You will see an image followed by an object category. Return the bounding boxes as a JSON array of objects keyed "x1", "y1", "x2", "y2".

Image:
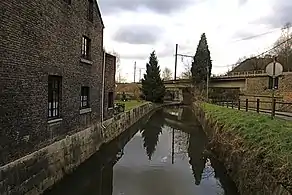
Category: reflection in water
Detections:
[
  {"x1": 141, "y1": 110, "x2": 164, "y2": 160},
  {"x1": 188, "y1": 133, "x2": 207, "y2": 185},
  {"x1": 44, "y1": 106, "x2": 239, "y2": 195}
]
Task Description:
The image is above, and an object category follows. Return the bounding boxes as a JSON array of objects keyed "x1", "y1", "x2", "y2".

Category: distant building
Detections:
[
  {"x1": 226, "y1": 56, "x2": 292, "y2": 107},
  {"x1": 0, "y1": 0, "x2": 115, "y2": 165}
]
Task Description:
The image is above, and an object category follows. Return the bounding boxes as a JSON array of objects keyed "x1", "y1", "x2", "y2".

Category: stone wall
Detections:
[
  {"x1": 0, "y1": 0, "x2": 110, "y2": 166},
  {"x1": 242, "y1": 73, "x2": 292, "y2": 112},
  {"x1": 244, "y1": 73, "x2": 292, "y2": 100},
  {"x1": 0, "y1": 103, "x2": 153, "y2": 195}
]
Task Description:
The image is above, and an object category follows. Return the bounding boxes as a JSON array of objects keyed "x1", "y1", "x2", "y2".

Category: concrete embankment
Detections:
[
  {"x1": 0, "y1": 102, "x2": 181, "y2": 195},
  {"x1": 193, "y1": 102, "x2": 292, "y2": 195}
]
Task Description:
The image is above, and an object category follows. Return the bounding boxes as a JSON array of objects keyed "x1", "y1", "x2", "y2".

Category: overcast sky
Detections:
[{"x1": 98, "y1": 0, "x2": 292, "y2": 82}]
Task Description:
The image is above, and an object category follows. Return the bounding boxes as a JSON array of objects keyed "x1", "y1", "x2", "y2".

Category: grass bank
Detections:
[
  {"x1": 200, "y1": 103, "x2": 292, "y2": 193},
  {"x1": 115, "y1": 100, "x2": 147, "y2": 111}
]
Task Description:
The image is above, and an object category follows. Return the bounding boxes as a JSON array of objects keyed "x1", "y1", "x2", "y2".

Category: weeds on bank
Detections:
[
  {"x1": 202, "y1": 103, "x2": 292, "y2": 190},
  {"x1": 115, "y1": 100, "x2": 146, "y2": 111}
]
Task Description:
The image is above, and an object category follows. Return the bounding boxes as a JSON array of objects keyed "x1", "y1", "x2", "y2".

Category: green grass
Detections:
[
  {"x1": 202, "y1": 103, "x2": 292, "y2": 189},
  {"x1": 115, "y1": 100, "x2": 147, "y2": 111}
]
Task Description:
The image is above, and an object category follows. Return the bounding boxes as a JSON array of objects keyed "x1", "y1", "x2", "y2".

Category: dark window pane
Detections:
[
  {"x1": 108, "y1": 92, "x2": 114, "y2": 108},
  {"x1": 48, "y1": 76, "x2": 61, "y2": 119},
  {"x1": 88, "y1": 0, "x2": 93, "y2": 22},
  {"x1": 81, "y1": 86, "x2": 90, "y2": 108}
]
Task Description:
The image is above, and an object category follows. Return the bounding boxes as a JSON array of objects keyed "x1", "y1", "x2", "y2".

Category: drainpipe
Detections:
[{"x1": 101, "y1": 50, "x2": 106, "y2": 129}]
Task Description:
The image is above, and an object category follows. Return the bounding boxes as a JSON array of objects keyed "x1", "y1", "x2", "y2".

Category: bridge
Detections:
[
  {"x1": 123, "y1": 70, "x2": 292, "y2": 102},
  {"x1": 160, "y1": 71, "x2": 292, "y2": 102}
]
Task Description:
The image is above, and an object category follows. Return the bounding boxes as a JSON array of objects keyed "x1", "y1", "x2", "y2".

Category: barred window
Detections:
[
  {"x1": 81, "y1": 87, "x2": 90, "y2": 108},
  {"x1": 88, "y1": 0, "x2": 93, "y2": 22},
  {"x1": 81, "y1": 36, "x2": 91, "y2": 59},
  {"x1": 48, "y1": 76, "x2": 61, "y2": 119}
]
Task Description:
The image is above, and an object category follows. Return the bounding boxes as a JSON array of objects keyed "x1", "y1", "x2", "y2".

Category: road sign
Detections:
[{"x1": 266, "y1": 62, "x2": 283, "y2": 77}]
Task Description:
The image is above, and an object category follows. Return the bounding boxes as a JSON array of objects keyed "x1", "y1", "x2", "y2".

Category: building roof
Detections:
[{"x1": 95, "y1": 1, "x2": 104, "y2": 28}]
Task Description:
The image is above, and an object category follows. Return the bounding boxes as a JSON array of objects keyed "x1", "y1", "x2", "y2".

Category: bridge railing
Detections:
[{"x1": 213, "y1": 70, "x2": 292, "y2": 79}]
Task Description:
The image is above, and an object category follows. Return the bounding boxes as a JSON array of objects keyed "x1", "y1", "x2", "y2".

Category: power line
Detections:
[
  {"x1": 231, "y1": 28, "x2": 281, "y2": 43},
  {"x1": 213, "y1": 36, "x2": 292, "y2": 68}
]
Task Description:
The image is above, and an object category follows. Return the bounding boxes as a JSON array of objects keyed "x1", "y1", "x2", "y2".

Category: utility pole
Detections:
[
  {"x1": 174, "y1": 44, "x2": 178, "y2": 80},
  {"x1": 271, "y1": 56, "x2": 276, "y2": 119},
  {"x1": 139, "y1": 68, "x2": 142, "y2": 82},
  {"x1": 282, "y1": 23, "x2": 291, "y2": 68},
  {"x1": 285, "y1": 23, "x2": 290, "y2": 68},
  {"x1": 134, "y1": 61, "x2": 136, "y2": 83},
  {"x1": 207, "y1": 65, "x2": 209, "y2": 101},
  {"x1": 139, "y1": 68, "x2": 145, "y2": 82},
  {"x1": 174, "y1": 44, "x2": 193, "y2": 80}
]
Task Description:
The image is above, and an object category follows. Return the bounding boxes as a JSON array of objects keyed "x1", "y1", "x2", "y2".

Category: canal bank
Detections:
[
  {"x1": 44, "y1": 106, "x2": 239, "y2": 195},
  {"x1": 0, "y1": 102, "x2": 177, "y2": 195},
  {"x1": 193, "y1": 102, "x2": 292, "y2": 195}
]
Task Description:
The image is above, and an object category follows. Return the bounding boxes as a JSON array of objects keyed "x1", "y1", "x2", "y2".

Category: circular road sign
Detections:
[{"x1": 265, "y1": 62, "x2": 283, "y2": 77}]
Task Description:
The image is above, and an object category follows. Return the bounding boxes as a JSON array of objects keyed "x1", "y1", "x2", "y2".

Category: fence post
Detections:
[
  {"x1": 256, "y1": 99, "x2": 260, "y2": 113},
  {"x1": 231, "y1": 101, "x2": 234, "y2": 109},
  {"x1": 246, "y1": 99, "x2": 248, "y2": 112},
  {"x1": 272, "y1": 99, "x2": 276, "y2": 118},
  {"x1": 238, "y1": 99, "x2": 241, "y2": 110},
  {"x1": 227, "y1": 101, "x2": 229, "y2": 108}
]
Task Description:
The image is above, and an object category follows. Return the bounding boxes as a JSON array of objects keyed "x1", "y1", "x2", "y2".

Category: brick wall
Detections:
[
  {"x1": 103, "y1": 53, "x2": 116, "y2": 120},
  {"x1": 0, "y1": 0, "x2": 106, "y2": 166}
]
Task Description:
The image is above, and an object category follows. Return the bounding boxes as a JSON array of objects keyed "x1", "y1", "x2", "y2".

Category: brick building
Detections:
[{"x1": 0, "y1": 0, "x2": 115, "y2": 166}]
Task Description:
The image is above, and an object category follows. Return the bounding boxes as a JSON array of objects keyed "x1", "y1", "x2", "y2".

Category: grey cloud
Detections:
[
  {"x1": 99, "y1": 0, "x2": 196, "y2": 15},
  {"x1": 120, "y1": 44, "x2": 174, "y2": 61},
  {"x1": 232, "y1": 31, "x2": 256, "y2": 40},
  {"x1": 238, "y1": 0, "x2": 248, "y2": 6},
  {"x1": 113, "y1": 24, "x2": 163, "y2": 45},
  {"x1": 122, "y1": 53, "x2": 148, "y2": 60},
  {"x1": 256, "y1": 1, "x2": 292, "y2": 28}
]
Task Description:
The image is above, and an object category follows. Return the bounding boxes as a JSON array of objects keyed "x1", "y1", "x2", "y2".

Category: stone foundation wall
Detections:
[{"x1": 0, "y1": 102, "x2": 153, "y2": 195}]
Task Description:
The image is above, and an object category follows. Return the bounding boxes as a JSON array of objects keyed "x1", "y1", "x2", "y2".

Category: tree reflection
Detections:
[
  {"x1": 141, "y1": 110, "x2": 164, "y2": 160},
  {"x1": 181, "y1": 106, "x2": 196, "y2": 123},
  {"x1": 187, "y1": 131, "x2": 208, "y2": 185}
]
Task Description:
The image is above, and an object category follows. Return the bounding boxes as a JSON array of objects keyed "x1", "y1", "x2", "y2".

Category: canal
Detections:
[{"x1": 44, "y1": 106, "x2": 239, "y2": 195}]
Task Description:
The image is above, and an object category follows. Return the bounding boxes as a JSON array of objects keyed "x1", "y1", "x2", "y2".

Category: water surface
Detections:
[{"x1": 44, "y1": 106, "x2": 239, "y2": 195}]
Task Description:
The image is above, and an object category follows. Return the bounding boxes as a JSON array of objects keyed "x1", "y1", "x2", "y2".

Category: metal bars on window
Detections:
[
  {"x1": 48, "y1": 76, "x2": 61, "y2": 119},
  {"x1": 81, "y1": 87, "x2": 90, "y2": 108},
  {"x1": 81, "y1": 36, "x2": 91, "y2": 60}
]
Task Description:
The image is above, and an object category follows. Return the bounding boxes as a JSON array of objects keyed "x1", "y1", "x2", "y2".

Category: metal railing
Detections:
[
  {"x1": 213, "y1": 99, "x2": 292, "y2": 119},
  {"x1": 213, "y1": 70, "x2": 292, "y2": 79}
]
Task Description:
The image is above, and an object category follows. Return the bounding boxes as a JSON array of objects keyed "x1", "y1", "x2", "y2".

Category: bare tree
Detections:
[
  {"x1": 180, "y1": 61, "x2": 192, "y2": 79},
  {"x1": 162, "y1": 67, "x2": 173, "y2": 80}
]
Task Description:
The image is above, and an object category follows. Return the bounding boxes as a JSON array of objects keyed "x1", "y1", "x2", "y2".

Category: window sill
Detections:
[
  {"x1": 80, "y1": 108, "x2": 92, "y2": 115},
  {"x1": 48, "y1": 118, "x2": 63, "y2": 124},
  {"x1": 80, "y1": 58, "x2": 93, "y2": 65}
]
